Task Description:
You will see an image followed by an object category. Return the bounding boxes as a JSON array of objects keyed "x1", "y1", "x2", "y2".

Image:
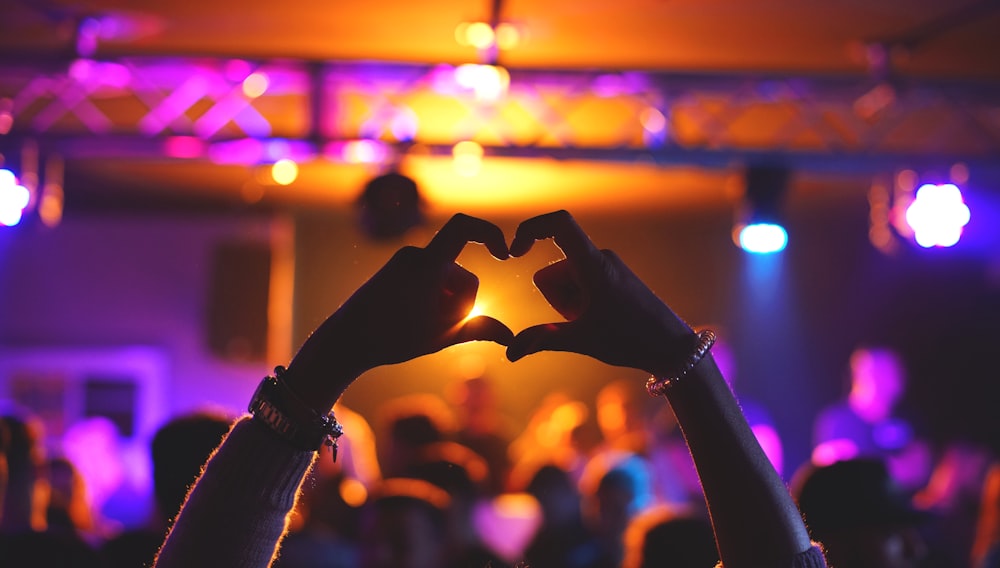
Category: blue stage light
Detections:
[{"x1": 739, "y1": 223, "x2": 788, "y2": 254}]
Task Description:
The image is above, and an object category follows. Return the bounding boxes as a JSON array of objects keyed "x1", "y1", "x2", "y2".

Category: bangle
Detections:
[
  {"x1": 248, "y1": 366, "x2": 344, "y2": 462},
  {"x1": 646, "y1": 329, "x2": 717, "y2": 397}
]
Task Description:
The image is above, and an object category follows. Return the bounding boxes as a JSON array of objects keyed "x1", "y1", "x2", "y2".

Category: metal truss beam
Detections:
[{"x1": 1, "y1": 56, "x2": 999, "y2": 175}]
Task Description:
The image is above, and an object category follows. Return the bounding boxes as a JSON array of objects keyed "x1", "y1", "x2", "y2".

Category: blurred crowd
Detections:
[{"x1": 1, "y1": 345, "x2": 998, "y2": 568}]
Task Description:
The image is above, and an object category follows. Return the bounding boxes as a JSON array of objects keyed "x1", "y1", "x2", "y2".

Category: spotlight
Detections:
[
  {"x1": 735, "y1": 165, "x2": 790, "y2": 254},
  {"x1": 0, "y1": 168, "x2": 31, "y2": 227},
  {"x1": 904, "y1": 183, "x2": 970, "y2": 248},
  {"x1": 357, "y1": 171, "x2": 424, "y2": 240}
]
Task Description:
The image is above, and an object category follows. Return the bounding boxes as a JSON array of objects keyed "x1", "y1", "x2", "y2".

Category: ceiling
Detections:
[{"x1": 1, "y1": 0, "x2": 999, "y2": 217}]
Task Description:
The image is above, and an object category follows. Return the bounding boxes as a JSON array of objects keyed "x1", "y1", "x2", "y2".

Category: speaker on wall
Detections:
[{"x1": 207, "y1": 241, "x2": 272, "y2": 362}]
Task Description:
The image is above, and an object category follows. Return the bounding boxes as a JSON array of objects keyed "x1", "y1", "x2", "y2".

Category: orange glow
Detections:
[
  {"x1": 38, "y1": 183, "x2": 63, "y2": 227},
  {"x1": 454, "y1": 22, "x2": 471, "y2": 46},
  {"x1": 464, "y1": 300, "x2": 486, "y2": 320},
  {"x1": 242, "y1": 72, "x2": 269, "y2": 98},
  {"x1": 551, "y1": 401, "x2": 587, "y2": 431},
  {"x1": 452, "y1": 140, "x2": 484, "y2": 177},
  {"x1": 339, "y1": 477, "x2": 368, "y2": 508}
]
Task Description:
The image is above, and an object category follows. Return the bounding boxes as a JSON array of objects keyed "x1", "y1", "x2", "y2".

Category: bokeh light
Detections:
[
  {"x1": 495, "y1": 23, "x2": 521, "y2": 50},
  {"x1": 465, "y1": 22, "x2": 496, "y2": 49},
  {"x1": 242, "y1": 72, "x2": 269, "y2": 98},
  {"x1": 270, "y1": 158, "x2": 299, "y2": 185},
  {"x1": 639, "y1": 107, "x2": 667, "y2": 133},
  {"x1": 454, "y1": 64, "x2": 510, "y2": 102}
]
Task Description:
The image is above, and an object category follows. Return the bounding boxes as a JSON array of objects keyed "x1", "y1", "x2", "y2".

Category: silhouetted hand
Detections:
[
  {"x1": 287, "y1": 213, "x2": 513, "y2": 409},
  {"x1": 506, "y1": 210, "x2": 694, "y2": 376}
]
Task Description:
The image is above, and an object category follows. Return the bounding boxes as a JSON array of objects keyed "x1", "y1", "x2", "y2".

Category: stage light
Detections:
[
  {"x1": 739, "y1": 223, "x2": 788, "y2": 254},
  {"x1": 735, "y1": 165, "x2": 790, "y2": 254},
  {"x1": 341, "y1": 140, "x2": 387, "y2": 164},
  {"x1": 0, "y1": 168, "x2": 31, "y2": 227},
  {"x1": 242, "y1": 72, "x2": 269, "y2": 99},
  {"x1": 270, "y1": 158, "x2": 298, "y2": 185},
  {"x1": 454, "y1": 64, "x2": 509, "y2": 102},
  {"x1": 905, "y1": 183, "x2": 970, "y2": 248}
]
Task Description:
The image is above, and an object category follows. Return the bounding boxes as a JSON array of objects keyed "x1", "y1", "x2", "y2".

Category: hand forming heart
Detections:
[{"x1": 288, "y1": 210, "x2": 696, "y2": 408}]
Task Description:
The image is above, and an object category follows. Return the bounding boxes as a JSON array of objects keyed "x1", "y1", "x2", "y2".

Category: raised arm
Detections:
[
  {"x1": 154, "y1": 214, "x2": 513, "y2": 568},
  {"x1": 505, "y1": 211, "x2": 822, "y2": 568}
]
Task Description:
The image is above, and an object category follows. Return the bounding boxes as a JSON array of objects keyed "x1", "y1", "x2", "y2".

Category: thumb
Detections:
[
  {"x1": 506, "y1": 321, "x2": 582, "y2": 362},
  {"x1": 451, "y1": 315, "x2": 514, "y2": 346}
]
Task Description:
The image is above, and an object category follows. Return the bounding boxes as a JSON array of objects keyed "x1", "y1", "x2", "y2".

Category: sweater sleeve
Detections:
[
  {"x1": 713, "y1": 544, "x2": 827, "y2": 568},
  {"x1": 154, "y1": 416, "x2": 316, "y2": 568}
]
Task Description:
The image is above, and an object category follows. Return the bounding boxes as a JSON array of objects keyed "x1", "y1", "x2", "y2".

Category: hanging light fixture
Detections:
[{"x1": 734, "y1": 164, "x2": 790, "y2": 254}]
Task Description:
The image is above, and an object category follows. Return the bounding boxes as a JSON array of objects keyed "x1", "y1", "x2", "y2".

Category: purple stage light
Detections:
[{"x1": 905, "y1": 183, "x2": 971, "y2": 248}]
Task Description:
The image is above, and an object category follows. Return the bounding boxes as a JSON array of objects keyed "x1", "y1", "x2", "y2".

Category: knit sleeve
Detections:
[
  {"x1": 713, "y1": 544, "x2": 828, "y2": 568},
  {"x1": 154, "y1": 416, "x2": 316, "y2": 568}
]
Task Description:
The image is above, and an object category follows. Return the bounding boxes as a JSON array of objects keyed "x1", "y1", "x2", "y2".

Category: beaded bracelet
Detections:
[
  {"x1": 248, "y1": 366, "x2": 344, "y2": 462},
  {"x1": 646, "y1": 329, "x2": 717, "y2": 397}
]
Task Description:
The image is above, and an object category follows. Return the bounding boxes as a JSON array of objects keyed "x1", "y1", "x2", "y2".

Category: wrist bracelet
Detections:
[
  {"x1": 248, "y1": 366, "x2": 344, "y2": 462},
  {"x1": 646, "y1": 329, "x2": 717, "y2": 397}
]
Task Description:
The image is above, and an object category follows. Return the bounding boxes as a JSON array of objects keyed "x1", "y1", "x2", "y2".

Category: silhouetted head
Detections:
[
  {"x1": 793, "y1": 458, "x2": 929, "y2": 568},
  {"x1": 378, "y1": 394, "x2": 455, "y2": 478},
  {"x1": 361, "y1": 478, "x2": 450, "y2": 568},
  {"x1": 151, "y1": 412, "x2": 231, "y2": 522},
  {"x1": 622, "y1": 505, "x2": 718, "y2": 568}
]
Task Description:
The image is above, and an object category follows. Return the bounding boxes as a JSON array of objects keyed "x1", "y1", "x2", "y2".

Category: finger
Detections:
[
  {"x1": 533, "y1": 260, "x2": 587, "y2": 320},
  {"x1": 440, "y1": 264, "x2": 479, "y2": 321},
  {"x1": 424, "y1": 213, "x2": 509, "y2": 262},
  {"x1": 510, "y1": 210, "x2": 600, "y2": 261},
  {"x1": 451, "y1": 316, "x2": 515, "y2": 346},
  {"x1": 506, "y1": 321, "x2": 582, "y2": 362}
]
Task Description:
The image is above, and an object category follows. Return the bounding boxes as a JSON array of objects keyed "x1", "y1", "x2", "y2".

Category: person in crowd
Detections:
[
  {"x1": 376, "y1": 394, "x2": 455, "y2": 479},
  {"x1": 359, "y1": 478, "x2": 452, "y2": 568},
  {"x1": 508, "y1": 393, "x2": 592, "y2": 487},
  {"x1": 579, "y1": 452, "x2": 656, "y2": 568},
  {"x1": 915, "y1": 441, "x2": 995, "y2": 567},
  {"x1": 973, "y1": 461, "x2": 1000, "y2": 568},
  {"x1": 812, "y1": 346, "x2": 931, "y2": 490},
  {"x1": 0, "y1": 413, "x2": 104, "y2": 567},
  {"x1": 522, "y1": 463, "x2": 601, "y2": 568},
  {"x1": 45, "y1": 457, "x2": 101, "y2": 546},
  {"x1": 793, "y1": 457, "x2": 928, "y2": 568},
  {"x1": 621, "y1": 504, "x2": 719, "y2": 568},
  {"x1": 446, "y1": 375, "x2": 514, "y2": 494},
  {"x1": 151, "y1": 211, "x2": 826, "y2": 568},
  {"x1": 405, "y1": 441, "x2": 506, "y2": 568}
]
